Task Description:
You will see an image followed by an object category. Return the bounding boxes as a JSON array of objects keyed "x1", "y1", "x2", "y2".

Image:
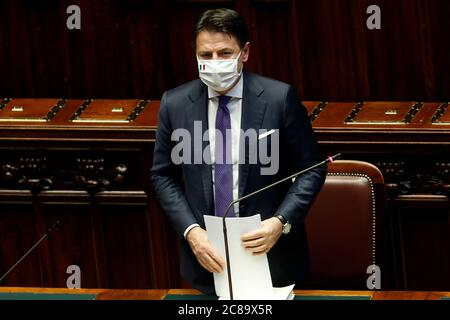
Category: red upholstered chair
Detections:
[{"x1": 305, "y1": 160, "x2": 387, "y2": 289}]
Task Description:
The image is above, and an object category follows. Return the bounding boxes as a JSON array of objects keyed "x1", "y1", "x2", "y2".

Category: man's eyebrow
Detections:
[
  {"x1": 198, "y1": 48, "x2": 235, "y2": 54},
  {"x1": 218, "y1": 48, "x2": 234, "y2": 52}
]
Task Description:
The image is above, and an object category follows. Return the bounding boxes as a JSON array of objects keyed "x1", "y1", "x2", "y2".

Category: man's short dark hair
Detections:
[{"x1": 193, "y1": 8, "x2": 249, "y2": 50}]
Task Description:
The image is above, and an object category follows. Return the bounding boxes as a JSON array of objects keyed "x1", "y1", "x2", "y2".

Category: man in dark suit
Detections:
[{"x1": 151, "y1": 8, "x2": 326, "y2": 293}]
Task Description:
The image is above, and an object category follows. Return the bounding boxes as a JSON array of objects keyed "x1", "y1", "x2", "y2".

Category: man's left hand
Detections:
[{"x1": 241, "y1": 217, "x2": 283, "y2": 255}]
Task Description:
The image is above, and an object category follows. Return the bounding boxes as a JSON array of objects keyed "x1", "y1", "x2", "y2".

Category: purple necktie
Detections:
[{"x1": 215, "y1": 95, "x2": 235, "y2": 217}]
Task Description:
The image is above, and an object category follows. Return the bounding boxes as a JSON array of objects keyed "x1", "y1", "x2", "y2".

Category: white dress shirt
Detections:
[{"x1": 183, "y1": 75, "x2": 243, "y2": 238}]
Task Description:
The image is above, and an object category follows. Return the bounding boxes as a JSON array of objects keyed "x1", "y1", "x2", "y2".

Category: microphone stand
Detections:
[
  {"x1": 221, "y1": 153, "x2": 341, "y2": 300},
  {"x1": 0, "y1": 221, "x2": 61, "y2": 284}
]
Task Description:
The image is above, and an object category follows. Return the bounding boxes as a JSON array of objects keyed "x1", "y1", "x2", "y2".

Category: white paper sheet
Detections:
[{"x1": 204, "y1": 214, "x2": 294, "y2": 300}]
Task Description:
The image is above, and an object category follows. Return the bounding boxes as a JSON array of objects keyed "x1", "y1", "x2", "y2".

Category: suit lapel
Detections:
[
  {"x1": 239, "y1": 72, "x2": 267, "y2": 199},
  {"x1": 186, "y1": 73, "x2": 268, "y2": 215},
  {"x1": 187, "y1": 81, "x2": 214, "y2": 216}
]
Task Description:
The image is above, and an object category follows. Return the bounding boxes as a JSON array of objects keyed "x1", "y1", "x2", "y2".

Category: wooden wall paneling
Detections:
[
  {"x1": 33, "y1": 192, "x2": 54, "y2": 286},
  {"x1": 26, "y1": 0, "x2": 69, "y2": 97},
  {"x1": 0, "y1": 191, "x2": 43, "y2": 287},
  {"x1": 142, "y1": 130, "x2": 185, "y2": 289},
  {"x1": 295, "y1": 0, "x2": 371, "y2": 101},
  {"x1": 0, "y1": 1, "x2": 35, "y2": 97},
  {"x1": 78, "y1": 0, "x2": 129, "y2": 98},
  {"x1": 62, "y1": 0, "x2": 97, "y2": 98},
  {"x1": 127, "y1": 0, "x2": 168, "y2": 98},
  {"x1": 95, "y1": 191, "x2": 153, "y2": 289},
  {"x1": 146, "y1": 193, "x2": 182, "y2": 289},
  {"x1": 89, "y1": 192, "x2": 108, "y2": 289},
  {"x1": 165, "y1": 1, "x2": 213, "y2": 90},
  {"x1": 0, "y1": 2, "x2": 5, "y2": 95},
  {"x1": 363, "y1": 0, "x2": 443, "y2": 101},
  {"x1": 414, "y1": 0, "x2": 438, "y2": 99},
  {"x1": 364, "y1": 0, "x2": 402, "y2": 100},
  {"x1": 35, "y1": 191, "x2": 100, "y2": 288},
  {"x1": 286, "y1": 0, "x2": 305, "y2": 98},
  {"x1": 2, "y1": 0, "x2": 450, "y2": 100},
  {"x1": 250, "y1": 1, "x2": 292, "y2": 84},
  {"x1": 431, "y1": 0, "x2": 450, "y2": 100},
  {"x1": 140, "y1": 142, "x2": 178, "y2": 288},
  {"x1": 393, "y1": 196, "x2": 450, "y2": 291}
]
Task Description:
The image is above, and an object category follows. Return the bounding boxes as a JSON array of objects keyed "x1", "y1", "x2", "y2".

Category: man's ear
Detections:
[{"x1": 242, "y1": 42, "x2": 250, "y2": 63}]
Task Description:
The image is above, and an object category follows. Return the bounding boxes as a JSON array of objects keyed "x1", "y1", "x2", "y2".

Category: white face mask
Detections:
[{"x1": 197, "y1": 51, "x2": 242, "y2": 92}]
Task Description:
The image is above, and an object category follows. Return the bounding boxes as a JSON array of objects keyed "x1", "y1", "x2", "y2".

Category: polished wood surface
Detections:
[
  {"x1": 0, "y1": 287, "x2": 449, "y2": 300},
  {"x1": 0, "y1": 286, "x2": 166, "y2": 300},
  {"x1": 167, "y1": 289, "x2": 450, "y2": 300}
]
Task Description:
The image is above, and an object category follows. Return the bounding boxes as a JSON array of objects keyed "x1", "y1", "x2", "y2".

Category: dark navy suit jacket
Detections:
[{"x1": 151, "y1": 72, "x2": 326, "y2": 293}]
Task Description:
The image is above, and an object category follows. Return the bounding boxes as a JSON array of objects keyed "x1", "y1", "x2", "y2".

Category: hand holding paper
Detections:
[
  {"x1": 241, "y1": 217, "x2": 283, "y2": 255},
  {"x1": 186, "y1": 226, "x2": 225, "y2": 274},
  {"x1": 204, "y1": 214, "x2": 295, "y2": 300}
]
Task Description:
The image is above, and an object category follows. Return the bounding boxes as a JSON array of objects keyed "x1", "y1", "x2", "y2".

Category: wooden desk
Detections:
[
  {"x1": 0, "y1": 287, "x2": 449, "y2": 300},
  {"x1": 1, "y1": 99, "x2": 450, "y2": 291}
]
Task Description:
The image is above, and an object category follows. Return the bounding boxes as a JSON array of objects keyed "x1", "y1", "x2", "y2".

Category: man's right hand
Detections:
[{"x1": 186, "y1": 226, "x2": 225, "y2": 274}]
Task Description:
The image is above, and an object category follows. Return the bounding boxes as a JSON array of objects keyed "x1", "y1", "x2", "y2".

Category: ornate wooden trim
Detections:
[
  {"x1": 345, "y1": 102, "x2": 423, "y2": 125},
  {"x1": 344, "y1": 102, "x2": 364, "y2": 123},
  {"x1": 46, "y1": 99, "x2": 66, "y2": 121},
  {"x1": 309, "y1": 102, "x2": 327, "y2": 122},
  {"x1": 403, "y1": 102, "x2": 423, "y2": 123},
  {"x1": 126, "y1": 100, "x2": 149, "y2": 122},
  {"x1": 70, "y1": 99, "x2": 93, "y2": 122},
  {"x1": 70, "y1": 99, "x2": 149, "y2": 123},
  {"x1": 0, "y1": 99, "x2": 65, "y2": 122},
  {"x1": 431, "y1": 102, "x2": 449, "y2": 124},
  {"x1": 0, "y1": 155, "x2": 129, "y2": 194},
  {"x1": 0, "y1": 98, "x2": 11, "y2": 111}
]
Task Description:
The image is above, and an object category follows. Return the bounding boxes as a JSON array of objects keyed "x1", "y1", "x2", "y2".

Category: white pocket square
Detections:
[{"x1": 258, "y1": 129, "x2": 275, "y2": 140}]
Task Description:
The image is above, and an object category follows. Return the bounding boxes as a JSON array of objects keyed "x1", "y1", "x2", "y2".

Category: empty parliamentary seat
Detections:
[{"x1": 305, "y1": 160, "x2": 387, "y2": 289}]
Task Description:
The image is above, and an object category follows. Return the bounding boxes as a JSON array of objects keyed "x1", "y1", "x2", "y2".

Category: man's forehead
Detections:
[{"x1": 196, "y1": 31, "x2": 239, "y2": 51}]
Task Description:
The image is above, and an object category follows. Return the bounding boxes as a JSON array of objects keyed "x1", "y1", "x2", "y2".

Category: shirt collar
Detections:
[{"x1": 207, "y1": 74, "x2": 243, "y2": 99}]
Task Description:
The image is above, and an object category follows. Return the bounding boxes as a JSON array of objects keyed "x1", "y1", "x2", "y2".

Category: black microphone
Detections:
[
  {"x1": 0, "y1": 220, "x2": 61, "y2": 284},
  {"x1": 221, "y1": 153, "x2": 341, "y2": 300}
]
